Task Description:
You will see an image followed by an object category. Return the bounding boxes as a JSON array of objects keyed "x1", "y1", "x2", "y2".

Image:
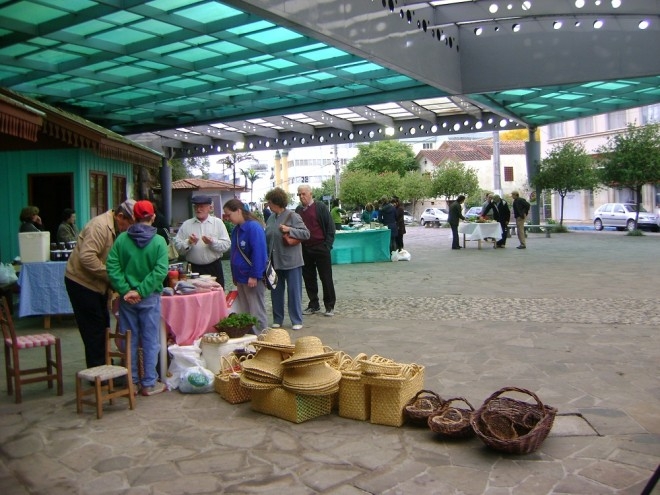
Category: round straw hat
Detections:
[
  {"x1": 242, "y1": 347, "x2": 285, "y2": 381},
  {"x1": 239, "y1": 373, "x2": 280, "y2": 390},
  {"x1": 280, "y1": 336, "x2": 335, "y2": 365},
  {"x1": 282, "y1": 361, "x2": 341, "y2": 393},
  {"x1": 252, "y1": 328, "x2": 295, "y2": 351}
]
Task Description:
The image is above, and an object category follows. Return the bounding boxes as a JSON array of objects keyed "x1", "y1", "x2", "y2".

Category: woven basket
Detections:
[
  {"x1": 334, "y1": 353, "x2": 370, "y2": 421},
  {"x1": 214, "y1": 324, "x2": 252, "y2": 339},
  {"x1": 404, "y1": 390, "x2": 446, "y2": 426},
  {"x1": 364, "y1": 364, "x2": 425, "y2": 427},
  {"x1": 470, "y1": 387, "x2": 557, "y2": 454},
  {"x1": 214, "y1": 354, "x2": 251, "y2": 404},
  {"x1": 358, "y1": 354, "x2": 402, "y2": 375},
  {"x1": 428, "y1": 397, "x2": 475, "y2": 438},
  {"x1": 251, "y1": 386, "x2": 332, "y2": 423}
]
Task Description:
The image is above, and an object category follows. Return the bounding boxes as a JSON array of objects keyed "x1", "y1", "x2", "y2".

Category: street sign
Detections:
[{"x1": 322, "y1": 195, "x2": 332, "y2": 201}]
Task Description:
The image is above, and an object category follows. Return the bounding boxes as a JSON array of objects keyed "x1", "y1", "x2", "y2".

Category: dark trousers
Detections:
[
  {"x1": 190, "y1": 258, "x2": 225, "y2": 289},
  {"x1": 497, "y1": 222, "x2": 508, "y2": 246},
  {"x1": 395, "y1": 231, "x2": 404, "y2": 250},
  {"x1": 450, "y1": 223, "x2": 460, "y2": 248},
  {"x1": 65, "y1": 277, "x2": 110, "y2": 368},
  {"x1": 302, "y1": 244, "x2": 336, "y2": 312}
]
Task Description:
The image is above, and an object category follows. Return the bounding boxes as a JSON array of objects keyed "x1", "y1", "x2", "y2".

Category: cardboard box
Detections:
[{"x1": 18, "y1": 232, "x2": 51, "y2": 263}]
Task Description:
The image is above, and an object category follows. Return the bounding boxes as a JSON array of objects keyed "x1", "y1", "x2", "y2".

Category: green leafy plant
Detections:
[
  {"x1": 626, "y1": 229, "x2": 644, "y2": 237},
  {"x1": 215, "y1": 313, "x2": 257, "y2": 329}
]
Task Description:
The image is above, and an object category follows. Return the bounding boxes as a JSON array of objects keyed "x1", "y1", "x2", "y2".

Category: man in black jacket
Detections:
[
  {"x1": 481, "y1": 194, "x2": 511, "y2": 248},
  {"x1": 295, "y1": 185, "x2": 336, "y2": 317},
  {"x1": 511, "y1": 191, "x2": 530, "y2": 249},
  {"x1": 448, "y1": 195, "x2": 466, "y2": 250}
]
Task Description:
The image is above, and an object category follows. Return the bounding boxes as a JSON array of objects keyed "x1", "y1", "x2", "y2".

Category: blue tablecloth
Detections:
[
  {"x1": 331, "y1": 229, "x2": 391, "y2": 264},
  {"x1": 18, "y1": 261, "x2": 73, "y2": 317}
]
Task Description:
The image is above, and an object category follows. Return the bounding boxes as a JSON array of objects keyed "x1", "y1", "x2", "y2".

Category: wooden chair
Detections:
[
  {"x1": 75, "y1": 328, "x2": 136, "y2": 419},
  {"x1": 1, "y1": 297, "x2": 63, "y2": 404}
]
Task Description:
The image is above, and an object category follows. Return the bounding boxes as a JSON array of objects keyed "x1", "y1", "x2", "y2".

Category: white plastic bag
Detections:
[
  {"x1": 0, "y1": 263, "x2": 18, "y2": 285},
  {"x1": 397, "y1": 249, "x2": 411, "y2": 261},
  {"x1": 165, "y1": 344, "x2": 206, "y2": 390},
  {"x1": 390, "y1": 250, "x2": 400, "y2": 262},
  {"x1": 178, "y1": 366, "x2": 215, "y2": 394}
]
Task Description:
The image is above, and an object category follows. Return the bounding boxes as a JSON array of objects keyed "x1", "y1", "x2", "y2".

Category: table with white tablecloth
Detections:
[{"x1": 457, "y1": 222, "x2": 502, "y2": 249}]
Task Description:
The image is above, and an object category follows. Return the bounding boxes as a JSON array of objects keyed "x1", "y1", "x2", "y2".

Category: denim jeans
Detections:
[
  {"x1": 118, "y1": 293, "x2": 161, "y2": 387},
  {"x1": 271, "y1": 266, "x2": 303, "y2": 326}
]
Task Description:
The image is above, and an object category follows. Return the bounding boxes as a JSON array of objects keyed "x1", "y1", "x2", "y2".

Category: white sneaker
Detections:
[
  {"x1": 271, "y1": 323, "x2": 281, "y2": 328},
  {"x1": 324, "y1": 310, "x2": 334, "y2": 317},
  {"x1": 292, "y1": 324, "x2": 303, "y2": 330}
]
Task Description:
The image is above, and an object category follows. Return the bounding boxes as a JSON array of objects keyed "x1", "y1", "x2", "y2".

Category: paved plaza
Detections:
[{"x1": 1, "y1": 226, "x2": 659, "y2": 494}]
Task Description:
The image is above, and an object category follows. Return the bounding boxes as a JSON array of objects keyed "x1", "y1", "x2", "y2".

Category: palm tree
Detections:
[
  {"x1": 240, "y1": 168, "x2": 262, "y2": 203},
  {"x1": 216, "y1": 151, "x2": 254, "y2": 197}
]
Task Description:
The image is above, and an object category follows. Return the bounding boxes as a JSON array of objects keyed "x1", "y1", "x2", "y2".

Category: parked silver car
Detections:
[
  {"x1": 419, "y1": 208, "x2": 448, "y2": 227},
  {"x1": 465, "y1": 206, "x2": 483, "y2": 220},
  {"x1": 593, "y1": 203, "x2": 659, "y2": 232}
]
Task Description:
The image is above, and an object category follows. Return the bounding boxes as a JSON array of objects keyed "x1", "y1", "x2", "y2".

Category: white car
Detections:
[
  {"x1": 593, "y1": 203, "x2": 659, "y2": 232},
  {"x1": 419, "y1": 208, "x2": 448, "y2": 227},
  {"x1": 403, "y1": 210, "x2": 413, "y2": 224}
]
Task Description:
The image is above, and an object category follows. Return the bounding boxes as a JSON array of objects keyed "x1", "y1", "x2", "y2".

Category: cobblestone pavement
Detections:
[{"x1": 1, "y1": 226, "x2": 659, "y2": 494}]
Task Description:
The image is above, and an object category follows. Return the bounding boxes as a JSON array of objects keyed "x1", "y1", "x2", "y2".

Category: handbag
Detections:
[{"x1": 281, "y1": 211, "x2": 301, "y2": 246}]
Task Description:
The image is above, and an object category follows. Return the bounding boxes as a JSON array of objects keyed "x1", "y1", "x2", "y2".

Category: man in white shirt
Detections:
[{"x1": 174, "y1": 195, "x2": 231, "y2": 288}]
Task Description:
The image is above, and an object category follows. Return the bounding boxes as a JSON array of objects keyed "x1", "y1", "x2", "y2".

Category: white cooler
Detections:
[
  {"x1": 201, "y1": 334, "x2": 257, "y2": 374},
  {"x1": 19, "y1": 232, "x2": 51, "y2": 263}
]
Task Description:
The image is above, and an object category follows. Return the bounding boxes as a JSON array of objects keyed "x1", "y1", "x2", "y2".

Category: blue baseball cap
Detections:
[{"x1": 191, "y1": 195, "x2": 213, "y2": 204}]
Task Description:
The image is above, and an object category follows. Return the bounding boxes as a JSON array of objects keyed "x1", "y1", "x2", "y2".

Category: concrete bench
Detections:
[{"x1": 508, "y1": 224, "x2": 554, "y2": 238}]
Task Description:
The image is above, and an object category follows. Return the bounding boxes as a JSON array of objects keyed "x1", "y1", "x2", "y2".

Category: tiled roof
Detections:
[
  {"x1": 172, "y1": 178, "x2": 245, "y2": 191},
  {"x1": 418, "y1": 139, "x2": 526, "y2": 166}
]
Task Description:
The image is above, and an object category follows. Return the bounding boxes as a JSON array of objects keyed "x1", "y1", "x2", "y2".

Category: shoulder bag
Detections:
[
  {"x1": 236, "y1": 231, "x2": 277, "y2": 290},
  {"x1": 282, "y1": 211, "x2": 301, "y2": 247}
]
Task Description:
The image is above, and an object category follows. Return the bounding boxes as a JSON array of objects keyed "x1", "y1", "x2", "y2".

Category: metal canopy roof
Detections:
[{"x1": 1, "y1": 0, "x2": 659, "y2": 156}]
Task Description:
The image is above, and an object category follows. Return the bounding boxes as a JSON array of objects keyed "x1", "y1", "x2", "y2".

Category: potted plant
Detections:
[{"x1": 214, "y1": 313, "x2": 257, "y2": 339}]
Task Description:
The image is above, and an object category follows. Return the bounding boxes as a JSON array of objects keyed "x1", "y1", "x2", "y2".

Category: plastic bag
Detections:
[
  {"x1": 0, "y1": 263, "x2": 18, "y2": 285},
  {"x1": 165, "y1": 344, "x2": 206, "y2": 390},
  {"x1": 178, "y1": 366, "x2": 214, "y2": 393},
  {"x1": 398, "y1": 249, "x2": 411, "y2": 261},
  {"x1": 390, "y1": 250, "x2": 400, "y2": 262}
]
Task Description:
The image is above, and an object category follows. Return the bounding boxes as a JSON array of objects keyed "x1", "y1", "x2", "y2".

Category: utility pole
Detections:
[
  {"x1": 333, "y1": 143, "x2": 340, "y2": 198},
  {"x1": 492, "y1": 131, "x2": 501, "y2": 195}
]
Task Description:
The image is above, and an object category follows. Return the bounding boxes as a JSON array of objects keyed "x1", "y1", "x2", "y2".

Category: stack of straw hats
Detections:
[
  {"x1": 240, "y1": 328, "x2": 294, "y2": 390},
  {"x1": 281, "y1": 336, "x2": 341, "y2": 395}
]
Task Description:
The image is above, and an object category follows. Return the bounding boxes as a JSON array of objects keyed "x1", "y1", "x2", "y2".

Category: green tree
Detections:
[
  {"x1": 217, "y1": 151, "x2": 255, "y2": 197},
  {"x1": 346, "y1": 141, "x2": 418, "y2": 176},
  {"x1": 399, "y1": 171, "x2": 432, "y2": 216},
  {"x1": 240, "y1": 168, "x2": 262, "y2": 203},
  {"x1": 430, "y1": 160, "x2": 480, "y2": 205},
  {"x1": 532, "y1": 141, "x2": 599, "y2": 226},
  {"x1": 596, "y1": 122, "x2": 660, "y2": 230},
  {"x1": 169, "y1": 158, "x2": 189, "y2": 182},
  {"x1": 183, "y1": 156, "x2": 210, "y2": 179}
]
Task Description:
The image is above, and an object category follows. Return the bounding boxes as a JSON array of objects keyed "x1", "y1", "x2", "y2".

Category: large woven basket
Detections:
[
  {"x1": 251, "y1": 386, "x2": 332, "y2": 423},
  {"x1": 214, "y1": 354, "x2": 251, "y2": 404},
  {"x1": 428, "y1": 397, "x2": 475, "y2": 439},
  {"x1": 470, "y1": 387, "x2": 557, "y2": 454},
  {"x1": 363, "y1": 363, "x2": 425, "y2": 427},
  {"x1": 404, "y1": 389, "x2": 446, "y2": 426}
]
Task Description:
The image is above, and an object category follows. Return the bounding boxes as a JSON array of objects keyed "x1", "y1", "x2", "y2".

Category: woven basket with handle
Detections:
[
  {"x1": 363, "y1": 363, "x2": 425, "y2": 427},
  {"x1": 214, "y1": 354, "x2": 251, "y2": 404},
  {"x1": 404, "y1": 389, "x2": 446, "y2": 426},
  {"x1": 428, "y1": 397, "x2": 475, "y2": 438},
  {"x1": 470, "y1": 386, "x2": 557, "y2": 454}
]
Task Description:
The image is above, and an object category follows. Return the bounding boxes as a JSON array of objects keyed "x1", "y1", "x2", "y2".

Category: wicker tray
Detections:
[
  {"x1": 470, "y1": 387, "x2": 557, "y2": 454},
  {"x1": 404, "y1": 390, "x2": 446, "y2": 426},
  {"x1": 428, "y1": 397, "x2": 475, "y2": 438},
  {"x1": 358, "y1": 354, "x2": 402, "y2": 376}
]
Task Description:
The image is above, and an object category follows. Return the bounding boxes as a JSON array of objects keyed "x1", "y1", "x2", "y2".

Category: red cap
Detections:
[{"x1": 133, "y1": 200, "x2": 155, "y2": 220}]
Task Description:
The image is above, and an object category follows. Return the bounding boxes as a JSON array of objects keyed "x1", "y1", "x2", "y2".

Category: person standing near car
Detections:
[
  {"x1": 481, "y1": 194, "x2": 510, "y2": 248},
  {"x1": 174, "y1": 195, "x2": 231, "y2": 288},
  {"x1": 448, "y1": 195, "x2": 466, "y2": 250},
  {"x1": 511, "y1": 191, "x2": 530, "y2": 249},
  {"x1": 295, "y1": 184, "x2": 336, "y2": 317}
]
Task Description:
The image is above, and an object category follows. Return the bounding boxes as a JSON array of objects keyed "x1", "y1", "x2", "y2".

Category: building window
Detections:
[
  {"x1": 576, "y1": 117, "x2": 594, "y2": 135},
  {"x1": 548, "y1": 122, "x2": 565, "y2": 139},
  {"x1": 607, "y1": 111, "x2": 626, "y2": 130},
  {"x1": 642, "y1": 104, "x2": 660, "y2": 124},
  {"x1": 422, "y1": 142, "x2": 434, "y2": 149},
  {"x1": 503, "y1": 166, "x2": 514, "y2": 182},
  {"x1": 112, "y1": 175, "x2": 127, "y2": 209},
  {"x1": 90, "y1": 172, "x2": 108, "y2": 218}
]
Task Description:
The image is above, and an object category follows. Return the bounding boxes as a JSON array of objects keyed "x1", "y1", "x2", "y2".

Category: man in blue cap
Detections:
[{"x1": 174, "y1": 195, "x2": 230, "y2": 288}]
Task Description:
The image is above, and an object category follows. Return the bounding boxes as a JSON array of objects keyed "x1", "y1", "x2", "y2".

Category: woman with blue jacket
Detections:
[{"x1": 223, "y1": 199, "x2": 268, "y2": 334}]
